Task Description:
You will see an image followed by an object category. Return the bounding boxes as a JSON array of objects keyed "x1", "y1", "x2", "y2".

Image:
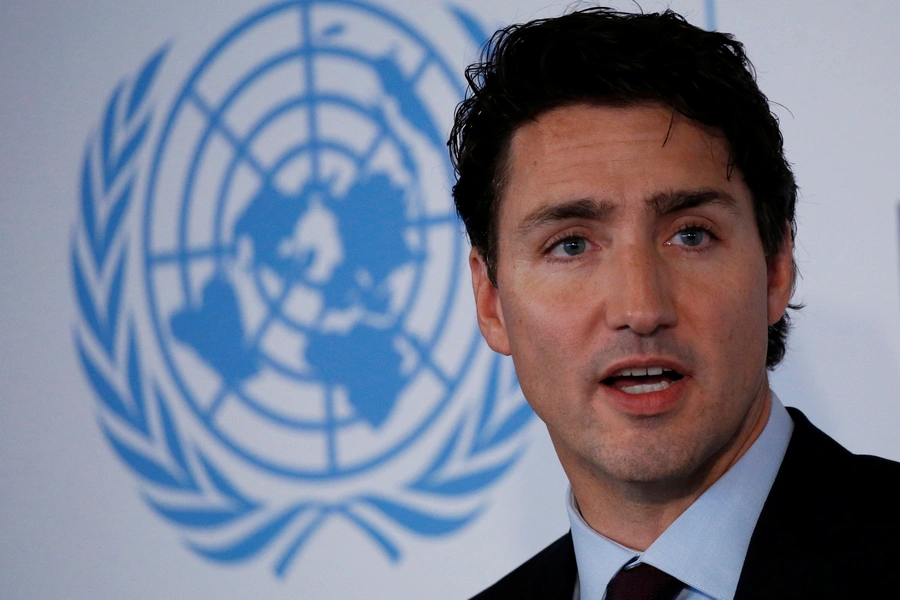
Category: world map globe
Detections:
[{"x1": 142, "y1": 0, "x2": 479, "y2": 479}]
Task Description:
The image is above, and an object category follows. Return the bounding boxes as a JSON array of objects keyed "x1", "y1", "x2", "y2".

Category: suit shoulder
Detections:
[
  {"x1": 847, "y1": 451, "x2": 900, "y2": 479},
  {"x1": 784, "y1": 408, "x2": 900, "y2": 510},
  {"x1": 840, "y1": 452, "x2": 900, "y2": 517},
  {"x1": 735, "y1": 409, "x2": 900, "y2": 598},
  {"x1": 470, "y1": 533, "x2": 576, "y2": 600}
]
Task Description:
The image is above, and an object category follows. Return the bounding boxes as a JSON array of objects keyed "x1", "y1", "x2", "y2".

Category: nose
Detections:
[{"x1": 604, "y1": 243, "x2": 677, "y2": 335}]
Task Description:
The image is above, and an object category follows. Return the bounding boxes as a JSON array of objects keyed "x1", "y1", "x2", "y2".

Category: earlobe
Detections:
[
  {"x1": 766, "y1": 227, "x2": 795, "y2": 326},
  {"x1": 470, "y1": 248, "x2": 512, "y2": 356}
]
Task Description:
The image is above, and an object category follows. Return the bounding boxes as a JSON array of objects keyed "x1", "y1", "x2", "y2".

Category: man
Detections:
[{"x1": 448, "y1": 7, "x2": 900, "y2": 600}]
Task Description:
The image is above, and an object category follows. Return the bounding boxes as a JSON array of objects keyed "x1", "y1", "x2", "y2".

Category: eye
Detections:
[
  {"x1": 668, "y1": 227, "x2": 711, "y2": 248},
  {"x1": 548, "y1": 236, "x2": 588, "y2": 257}
]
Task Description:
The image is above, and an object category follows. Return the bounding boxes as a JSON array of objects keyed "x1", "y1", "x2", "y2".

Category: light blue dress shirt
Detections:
[{"x1": 567, "y1": 393, "x2": 793, "y2": 600}]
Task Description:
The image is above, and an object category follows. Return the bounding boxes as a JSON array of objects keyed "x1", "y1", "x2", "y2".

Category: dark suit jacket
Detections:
[{"x1": 472, "y1": 408, "x2": 900, "y2": 599}]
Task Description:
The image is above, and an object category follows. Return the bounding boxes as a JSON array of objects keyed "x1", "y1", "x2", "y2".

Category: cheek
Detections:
[
  {"x1": 678, "y1": 260, "x2": 770, "y2": 374},
  {"x1": 500, "y1": 283, "x2": 594, "y2": 410},
  {"x1": 502, "y1": 270, "x2": 598, "y2": 352}
]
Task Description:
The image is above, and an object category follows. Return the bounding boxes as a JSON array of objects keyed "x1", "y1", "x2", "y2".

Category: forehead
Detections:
[{"x1": 499, "y1": 103, "x2": 746, "y2": 223}]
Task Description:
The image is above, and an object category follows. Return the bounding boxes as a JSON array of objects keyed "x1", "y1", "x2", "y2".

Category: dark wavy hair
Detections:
[{"x1": 448, "y1": 7, "x2": 798, "y2": 368}]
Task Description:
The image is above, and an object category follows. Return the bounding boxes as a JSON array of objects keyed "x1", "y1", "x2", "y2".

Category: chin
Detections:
[{"x1": 590, "y1": 433, "x2": 721, "y2": 489}]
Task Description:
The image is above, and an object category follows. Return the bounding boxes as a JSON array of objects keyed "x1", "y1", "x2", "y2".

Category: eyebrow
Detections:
[
  {"x1": 648, "y1": 189, "x2": 740, "y2": 216},
  {"x1": 517, "y1": 197, "x2": 616, "y2": 236},
  {"x1": 516, "y1": 189, "x2": 738, "y2": 236}
]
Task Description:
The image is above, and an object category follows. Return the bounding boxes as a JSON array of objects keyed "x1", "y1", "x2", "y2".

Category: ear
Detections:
[
  {"x1": 470, "y1": 248, "x2": 512, "y2": 356},
  {"x1": 766, "y1": 225, "x2": 795, "y2": 326}
]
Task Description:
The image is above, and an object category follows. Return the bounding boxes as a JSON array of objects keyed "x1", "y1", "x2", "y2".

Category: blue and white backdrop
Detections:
[{"x1": 2, "y1": 1, "x2": 900, "y2": 598}]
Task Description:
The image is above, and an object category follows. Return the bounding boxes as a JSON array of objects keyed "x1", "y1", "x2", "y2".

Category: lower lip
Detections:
[{"x1": 601, "y1": 378, "x2": 685, "y2": 416}]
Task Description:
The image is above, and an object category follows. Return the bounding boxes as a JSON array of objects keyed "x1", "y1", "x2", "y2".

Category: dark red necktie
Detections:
[{"x1": 605, "y1": 563, "x2": 685, "y2": 600}]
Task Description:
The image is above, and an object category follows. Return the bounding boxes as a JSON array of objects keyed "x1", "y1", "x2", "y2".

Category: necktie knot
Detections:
[{"x1": 605, "y1": 563, "x2": 684, "y2": 600}]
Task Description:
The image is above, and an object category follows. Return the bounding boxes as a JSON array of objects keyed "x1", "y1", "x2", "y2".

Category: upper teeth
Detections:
[{"x1": 613, "y1": 366, "x2": 671, "y2": 377}]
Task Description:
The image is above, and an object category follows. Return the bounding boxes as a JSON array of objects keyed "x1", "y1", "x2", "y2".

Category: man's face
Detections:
[{"x1": 471, "y1": 103, "x2": 793, "y2": 493}]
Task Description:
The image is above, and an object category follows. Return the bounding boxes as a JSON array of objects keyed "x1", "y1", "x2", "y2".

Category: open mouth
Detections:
[{"x1": 602, "y1": 366, "x2": 684, "y2": 395}]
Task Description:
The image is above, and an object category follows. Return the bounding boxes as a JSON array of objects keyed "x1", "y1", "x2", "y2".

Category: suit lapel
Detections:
[
  {"x1": 734, "y1": 408, "x2": 852, "y2": 599},
  {"x1": 530, "y1": 532, "x2": 578, "y2": 600}
]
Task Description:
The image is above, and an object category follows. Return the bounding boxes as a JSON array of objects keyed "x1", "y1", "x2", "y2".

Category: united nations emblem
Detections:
[{"x1": 72, "y1": 0, "x2": 535, "y2": 575}]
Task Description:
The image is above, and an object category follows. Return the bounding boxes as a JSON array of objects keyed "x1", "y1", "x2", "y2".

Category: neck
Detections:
[{"x1": 565, "y1": 388, "x2": 772, "y2": 551}]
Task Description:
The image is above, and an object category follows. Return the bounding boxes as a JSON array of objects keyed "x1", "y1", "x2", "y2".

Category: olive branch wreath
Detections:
[{"x1": 71, "y1": 7, "x2": 533, "y2": 576}]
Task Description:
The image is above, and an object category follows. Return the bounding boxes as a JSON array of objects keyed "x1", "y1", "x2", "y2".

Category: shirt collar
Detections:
[{"x1": 567, "y1": 392, "x2": 793, "y2": 600}]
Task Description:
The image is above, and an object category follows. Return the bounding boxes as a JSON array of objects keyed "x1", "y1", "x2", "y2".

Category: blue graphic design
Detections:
[
  {"x1": 705, "y1": 0, "x2": 717, "y2": 31},
  {"x1": 73, "y1": 0, "x2": 535, "y2": 575},
  {"x1": 144, "y1": 0, "x2": 481, "y2": 480}
]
